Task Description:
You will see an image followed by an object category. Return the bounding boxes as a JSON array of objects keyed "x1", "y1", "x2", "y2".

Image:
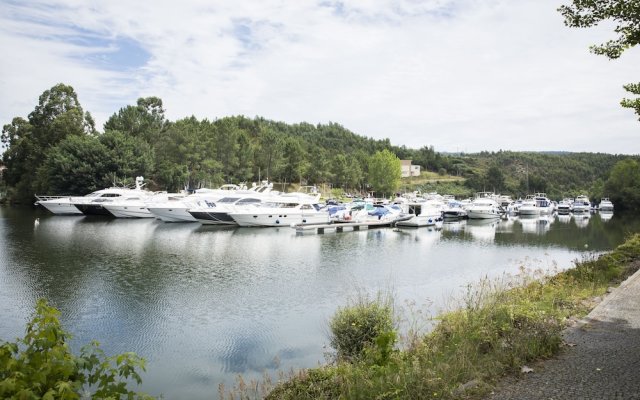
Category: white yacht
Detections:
[
  {"x1": 396, "y1": 199, "x2": 444, "y2": 227},
  {"x1": 228, "y1": 193, "x2": 329, "y2": 227},
  {"x1": 71, "y1": 177, "x2": 151, "y2": 216},
  {"x1": 146, "y1": 184, "x2": 255, "y2": 222},
  {"x1": 556, "y1": 198, "x2": 573, "y2": 214},
  {"x1": 518, "y1": 196, "x2": 540, "y2": 217},
  {"x1": 598, "y1": 198, "x2": 614, "y2": 212},
  {"x1": 188, "y1": 195, "x2": 268, "y2": 225},
  {"x1": 466, "y1": 193, "x2": 501, "y2": 219},
  {"x1": 534, "y1": 193, "x2": 554, "y2": 215},
  {"x1": 35, "y1": 179, "x2": 147, "y2": 215},
  {"x1": 35, "y1": 195, "x2": 85, "y2": 215},
  {"x1": 103, "y1": 192, "x2": 171, "y2": 218},
  {"x1": 572, "y1": 195, "x2": 591, "y2": 213}
]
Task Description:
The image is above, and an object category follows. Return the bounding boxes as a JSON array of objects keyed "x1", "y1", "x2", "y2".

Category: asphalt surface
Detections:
[{"x1": 487, "y1": 267, "x2": 640, "y2": 400}]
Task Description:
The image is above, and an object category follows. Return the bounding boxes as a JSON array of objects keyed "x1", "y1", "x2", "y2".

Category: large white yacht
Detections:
[
  {"x1": 72, "y1": 177, "x2": 151, "y2": 216},
  {"x1": 228, "y1": 192, "x2": 328, "y2": 227},
  {"x1": 146, "y1": 184, "x2": 254, "y2": 222},
  {"x1": 35, "y1": 183, "x2": 143, "y2": 215}
]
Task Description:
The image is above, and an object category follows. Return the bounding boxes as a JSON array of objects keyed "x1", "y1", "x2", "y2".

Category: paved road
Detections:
[{"x1": 488, "y1": 267, "x2": 640, "y2": 400}]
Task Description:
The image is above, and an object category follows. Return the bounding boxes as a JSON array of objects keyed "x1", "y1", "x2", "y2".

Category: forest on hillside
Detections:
[{"x1": 1, "y1": 84, "x2": 639, "y2": 209}]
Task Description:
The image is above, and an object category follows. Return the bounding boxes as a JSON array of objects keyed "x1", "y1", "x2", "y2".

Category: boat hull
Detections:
[
  {"x1": 147, "y1": 206, "x2": 197, "y2": 222},
  {"x1": 74, "y1": 203, "x2": 114, "y2": 216},
  {"x1": 103, "y1": 205, "x2": 154, "y2": 218},
  {"x1": 230, "y1": 212, "x2": 330, "y2": 227},
  {"x1": 37, "y1": 199, "x2": 83, "y2": 215}
]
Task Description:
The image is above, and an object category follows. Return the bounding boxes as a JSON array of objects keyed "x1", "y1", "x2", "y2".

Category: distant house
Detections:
[{"x1": 400, "y1": 160, "x2": 420, "y2": 178}]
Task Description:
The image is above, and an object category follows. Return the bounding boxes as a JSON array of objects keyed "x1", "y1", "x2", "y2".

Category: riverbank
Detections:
[{"x1": 228, "y1": 233, "x2": 640, "y2": 399}]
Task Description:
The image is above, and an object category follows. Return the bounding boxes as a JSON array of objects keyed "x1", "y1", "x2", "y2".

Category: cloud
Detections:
[{"x1": 0, "y1": 0, "x2": 638, "y2": 154}]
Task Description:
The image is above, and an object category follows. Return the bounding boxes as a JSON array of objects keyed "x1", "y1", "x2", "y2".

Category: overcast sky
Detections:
[{"x1": 1, "y1": 0, "x2": 638, "y2": 154}]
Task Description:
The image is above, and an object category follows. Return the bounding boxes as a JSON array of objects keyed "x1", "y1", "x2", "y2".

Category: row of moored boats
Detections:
[{"x1": 34, "y1": 179, "x2": 614, "y2": 228}]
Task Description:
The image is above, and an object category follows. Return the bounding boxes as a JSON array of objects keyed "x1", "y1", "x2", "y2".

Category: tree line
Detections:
[
  {"x1": 1, "y1": 83, "x2": 639, "y2": 211},
  {"x1": 1, "y1": 84, "x2": 414, "y2": 202}
]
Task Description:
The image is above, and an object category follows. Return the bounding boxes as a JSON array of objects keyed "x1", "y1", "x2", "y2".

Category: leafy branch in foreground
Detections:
[{"x1": 0, "y1": 299, "x2": 155, "y2": 399}]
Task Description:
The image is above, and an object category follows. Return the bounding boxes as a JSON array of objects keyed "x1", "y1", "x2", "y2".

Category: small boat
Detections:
[
  {"x1": 556, "y1": 199, "x2": 573, "y2": 215},
  {"x1": 572, "y1": 195, "x2": 591, "y2": 213},
  {"x1": 598, "y1": 198, "x2": 614, "y2": 212},
  {"x1": 518, "y1": 196, "x2": 540, "y2": 217},
  {"x1": 396, "y1": 200, "x2": 443, "y2": 227}
]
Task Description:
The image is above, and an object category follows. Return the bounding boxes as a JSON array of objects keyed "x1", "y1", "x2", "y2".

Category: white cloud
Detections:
[{"x1": 0, "y1": 0, "x2": 638, "y2": 154}]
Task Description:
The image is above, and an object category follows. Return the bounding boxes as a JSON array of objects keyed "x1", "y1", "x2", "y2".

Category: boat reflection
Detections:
[
  {"x1": 574, "y1": 213, "x2": 591, "y2": 228},
  {"x1": 465, "y1": 218, "x2": 498, "y2": 242},
  {"x1": 599, "y1": 211, "x2": 614, "y2": 222},
  {"x1": 518, "y1": 215, "x2": 553, "y2": 235}
]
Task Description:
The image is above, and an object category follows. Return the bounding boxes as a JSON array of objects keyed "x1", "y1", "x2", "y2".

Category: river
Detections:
[{"x1": 1, "y1": 206, "x2": 638, "y2": 399}]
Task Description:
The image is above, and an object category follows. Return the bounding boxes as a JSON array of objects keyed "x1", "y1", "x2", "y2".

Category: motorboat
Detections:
[
  {"x1": 442, "y1": 199, "x2": 468, "y2": 220},
  {"x1": 228, "y1": 192, "x2": 329, "y2": 227},
  {"x1": 71, "y1": 177, "x2": 151, "y2": 216},
  {"x1": 533, "y1": 193, "x2": 554, "y2": 215},
  {"x1": 35, "y1": 195, "x2": 84, "y2": 215},
  {"x1": 147, "y1": 183, "x2": 265, "y2": 222},
  {"x1": 188, "y1": 195, "x2": 269, "y2": 225},
  {"x1": 572, "y1": 195, "x2": 591, "y2": 213},
  {"x1": 103, "y1": 192, "x2": 169, "y2": 218},
  {"x1": 518, "y1": 196, "x2": 540, "y2": 217},
  {"x1": 598, "y1": 198, "x2": 614, "y2": 212},
  {"x1": 36, "y1": 177, "x2": 149, "y2": 215},
  {"x1": 556, "y1": 199, "x2": 573, "y2": 215},
  {"x1": 396, "y1": 199, "x2": 444, "y2": 227},
  {"x1": 466, "y1": 193, "x2": 501, "y2": 219}
]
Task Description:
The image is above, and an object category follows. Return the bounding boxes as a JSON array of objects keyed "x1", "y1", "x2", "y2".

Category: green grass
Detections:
[{"x1": 222, "y1": 234, "x2": 640, "y2": 400}]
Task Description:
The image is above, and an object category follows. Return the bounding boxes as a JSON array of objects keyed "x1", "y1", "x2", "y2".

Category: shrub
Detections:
[
  {"x1": 329, "y1": 293, "x2": 395, "y2": 362},
  {"x1": 0, "y1": 299, "x2": 154, "y2": 399}
]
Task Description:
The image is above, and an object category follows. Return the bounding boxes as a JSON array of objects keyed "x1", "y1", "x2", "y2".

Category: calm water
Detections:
[{"x1": 1, "y1": 206, "x2": 639, "y2": 399}]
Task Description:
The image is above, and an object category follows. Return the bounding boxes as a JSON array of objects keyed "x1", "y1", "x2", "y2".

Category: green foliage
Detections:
[
  {"x1": 604, "y1": 159, "x2": 640, "y2": 211},
  {"x1": 559, "y1": 0, "x2": 640, "y2": 119},
  {"x1": 1, "y1": 84, "x2": 94, "y2": 201},
  {"x1": 621, "y1": 82, "x2": 640, "y2": 120},
  {"x1": 329, "y1": 293, "x2": 395, "y2": 362},
  {"x1": 559, "y1": 0, "x2": 640, "y2": 60},
  {"x1": 367, "y1": 149, "x2": 402, "y2": 196},
  {"x1": 0, "y1": 299, "x2": 154, "y2": 399}
]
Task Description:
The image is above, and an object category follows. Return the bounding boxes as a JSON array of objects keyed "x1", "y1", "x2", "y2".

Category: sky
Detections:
[{"x1": 1, "y1": 0, "x2": 638, "y2": 154}]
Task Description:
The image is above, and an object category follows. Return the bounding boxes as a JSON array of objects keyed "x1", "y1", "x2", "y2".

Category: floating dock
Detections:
[{"x1": 293, "y1": 217, "x2": 412, "y2": 234}]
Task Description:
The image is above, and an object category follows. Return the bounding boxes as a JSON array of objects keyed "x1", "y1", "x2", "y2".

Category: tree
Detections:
[
  {"x1": 99, "y1": 130, "x2": 156, "y2": 187},
  {"x1": 367, "y1": 149, "x2": 401, "y2": 197},
  {"x1": 604, "y1": 159, "x2": 640, "y2": 211},
  {"x1": 1, "y1": 84, "x2": 94, "y2": 201},
  {"x1": 36, "y1": 135, "x2": 112, "y2": 195},
  {"x1": 485, "y1": 165, "x2": 505, "y2": 193},
  {"x1": 154, "y1": 117, "x2": 221, "y2": 191},
  {"x1": 0, "y1": 299, "x2": 154, "y2": 399},
  {"x1": 280, "y1": 137, "x2": 308, "y2": 184},
  {"x1": 559, "y1": 0, "x2": 640, "y2": 118},
  {"x1": 104, "y1": 97, "x2": 166, "y2": 142},
  {"x1": 255, "y1": 127, "x2": 283, "y2": 182}
]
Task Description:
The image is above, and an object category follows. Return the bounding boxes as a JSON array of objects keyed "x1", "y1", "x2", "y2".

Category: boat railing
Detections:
[{"x1": 34, "y1": 195, "x2": 71, "y2": 201}]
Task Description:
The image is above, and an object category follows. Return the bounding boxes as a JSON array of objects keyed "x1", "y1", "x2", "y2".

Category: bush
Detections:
[
  {"x1": 329, "y1": 293, "x2": 395, "y2": 362},
  {"x1": 0, "y1": 299, "x2": 154, "y2": 399}
]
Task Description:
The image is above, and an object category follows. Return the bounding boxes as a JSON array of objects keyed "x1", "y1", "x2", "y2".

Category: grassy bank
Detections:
[{"x1": 224, "y1": 234, "x2": 640, "y2": 399}]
